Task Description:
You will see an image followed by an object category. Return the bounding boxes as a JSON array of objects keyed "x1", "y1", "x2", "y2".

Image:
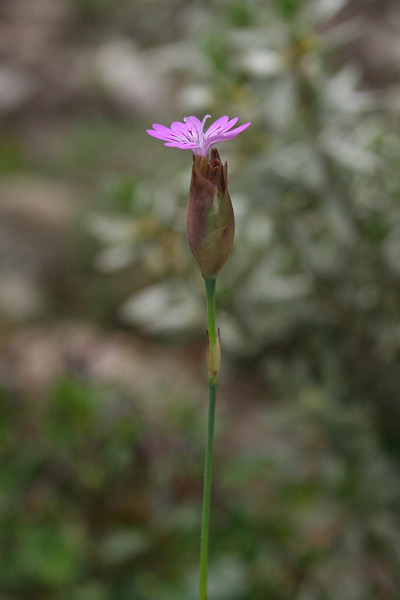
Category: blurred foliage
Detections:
[
  {"x1": 2, "y1": 0, "x2": 400, "y2": 599},
  {"x1": 89, "y1": 0, "x2": 400, "y2": 444},
  {"x1": 1, "y1": 379, "x2": 400, "y2": 600},
  {"x1": 83, "y1": 2, "x2": 400, "y2": 593}
]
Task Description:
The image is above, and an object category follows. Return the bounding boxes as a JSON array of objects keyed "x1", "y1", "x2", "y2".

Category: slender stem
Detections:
[
  {"x1": 205, "y1": 278, "x2": 217, "y2": 345},
  {"x1": 199, "y1": 278, "x2": 218, "y2": 600},
  {"x1": 199, "y1": 379, "x2": 217, "y2": 600}
]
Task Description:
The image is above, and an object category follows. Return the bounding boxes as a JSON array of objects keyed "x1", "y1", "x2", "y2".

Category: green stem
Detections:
[
  {"x1": 199, "y1": 278, "x2": 218, "y2": 600},
  {"x1": 205, "y1": 278, "x2": 217, "y2": 345}
]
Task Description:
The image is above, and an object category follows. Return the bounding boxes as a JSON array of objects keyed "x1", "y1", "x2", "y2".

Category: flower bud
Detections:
[{"x1": 186, "y1": 148, "x2": 235, "y2": 279}]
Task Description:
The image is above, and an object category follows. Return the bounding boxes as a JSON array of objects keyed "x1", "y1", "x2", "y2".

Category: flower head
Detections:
[{"x1": 147, "y1": 114, "x2": 251, "y2": 156}]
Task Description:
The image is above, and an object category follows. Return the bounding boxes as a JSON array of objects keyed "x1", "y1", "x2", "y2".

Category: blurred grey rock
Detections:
[
  {"x1": 0, "y1": 66, "x2": 38, "y2": 113},
  {"x1": 92, "y1": 39, "x2": 172, "y2": 113},
  {"x1": 0, "y1": 270, "x2": 43, "y2": 321}
]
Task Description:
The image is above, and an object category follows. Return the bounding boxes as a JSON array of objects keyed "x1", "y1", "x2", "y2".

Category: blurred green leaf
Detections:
[{"x1": 12, "y1": 523, "x2": 85, "y2": 587}]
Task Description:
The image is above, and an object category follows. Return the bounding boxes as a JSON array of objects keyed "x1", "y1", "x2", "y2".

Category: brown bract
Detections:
[{"x1": 185, "y1": 148, "x2": 235, "y2": 279}]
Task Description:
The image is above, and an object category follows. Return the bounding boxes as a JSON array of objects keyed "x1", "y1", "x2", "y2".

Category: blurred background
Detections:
[{"x1": 1, "y1": 0, "x2": 400, "y2": 598}]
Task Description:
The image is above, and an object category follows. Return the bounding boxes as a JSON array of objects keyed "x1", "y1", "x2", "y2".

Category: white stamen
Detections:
[
  {"x1": 183, "y1": 115, "x2": 212, "y2": 155},
  {"x1": 201, "y1": 114, "x2": 211, "y2": 128},
  {"x1": 184, "y1": 115, "x2": 211, "y2": 132}
]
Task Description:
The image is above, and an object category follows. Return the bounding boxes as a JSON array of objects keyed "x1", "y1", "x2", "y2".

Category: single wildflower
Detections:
[
  {"x1": 147, "y1": 114, "x2": 250, "y2": 278},
  {"x1": 146, "y1": 114, "x2": 251, "y2": 156},
  {"x1": 147, "y1": 113, "x2": 250, "y2": 600}
]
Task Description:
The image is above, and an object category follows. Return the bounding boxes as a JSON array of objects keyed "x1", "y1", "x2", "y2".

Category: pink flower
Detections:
[{"x1": 147, "y1": 114, "x2": 251, "y2": 156}]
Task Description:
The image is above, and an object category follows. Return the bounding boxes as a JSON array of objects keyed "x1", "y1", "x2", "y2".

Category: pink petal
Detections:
[
  {"x1": 146, "y1": 129, "x2": 174, "y2": 141},
  {"x1": 170, "y1": 121, "x2": 189, "y2": 135},
  {"x1": 205, "y1": 116, "x2": 230, "y2": 137},
  {"x1": 182, "y1": 121, "x2": 197, "y2": 138},
  {"x1": 221, "y1": 117, "x2": 239, "y2": 132},
  {"x1": 164, "y1": 141, "x2": 197, "y2": 149},
  {"x1": 228, "y1": 121, "x2": 251, "y2": 135},
  {"x1": 204, "y1": 122, "x2": 251, "y2": 152},
  {"x1": 209, "y1": 121, "x2": 251, "y2": 143},
  {"x1": 185, "y1": 116, "x2": 202, "y2": 130},
  {"x1": 152, "y1": 123, "x2": 173, "y2": 133}
]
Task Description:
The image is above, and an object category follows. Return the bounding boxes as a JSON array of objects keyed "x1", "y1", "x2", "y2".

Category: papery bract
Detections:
[{"x1": 186, "y1": 149, "x2": 235, "y2": 279}]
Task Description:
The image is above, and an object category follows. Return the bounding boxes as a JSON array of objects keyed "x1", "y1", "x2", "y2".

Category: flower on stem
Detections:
[
  {"x1": 147, "y1": 114, "x2": 250, "y2": 157},
  {"x1": 147, "y1": 113, "x2": 250, "y2": 600},
  {"x1": 147, "y1": 114, "x2": 250, "y2": 278}
]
